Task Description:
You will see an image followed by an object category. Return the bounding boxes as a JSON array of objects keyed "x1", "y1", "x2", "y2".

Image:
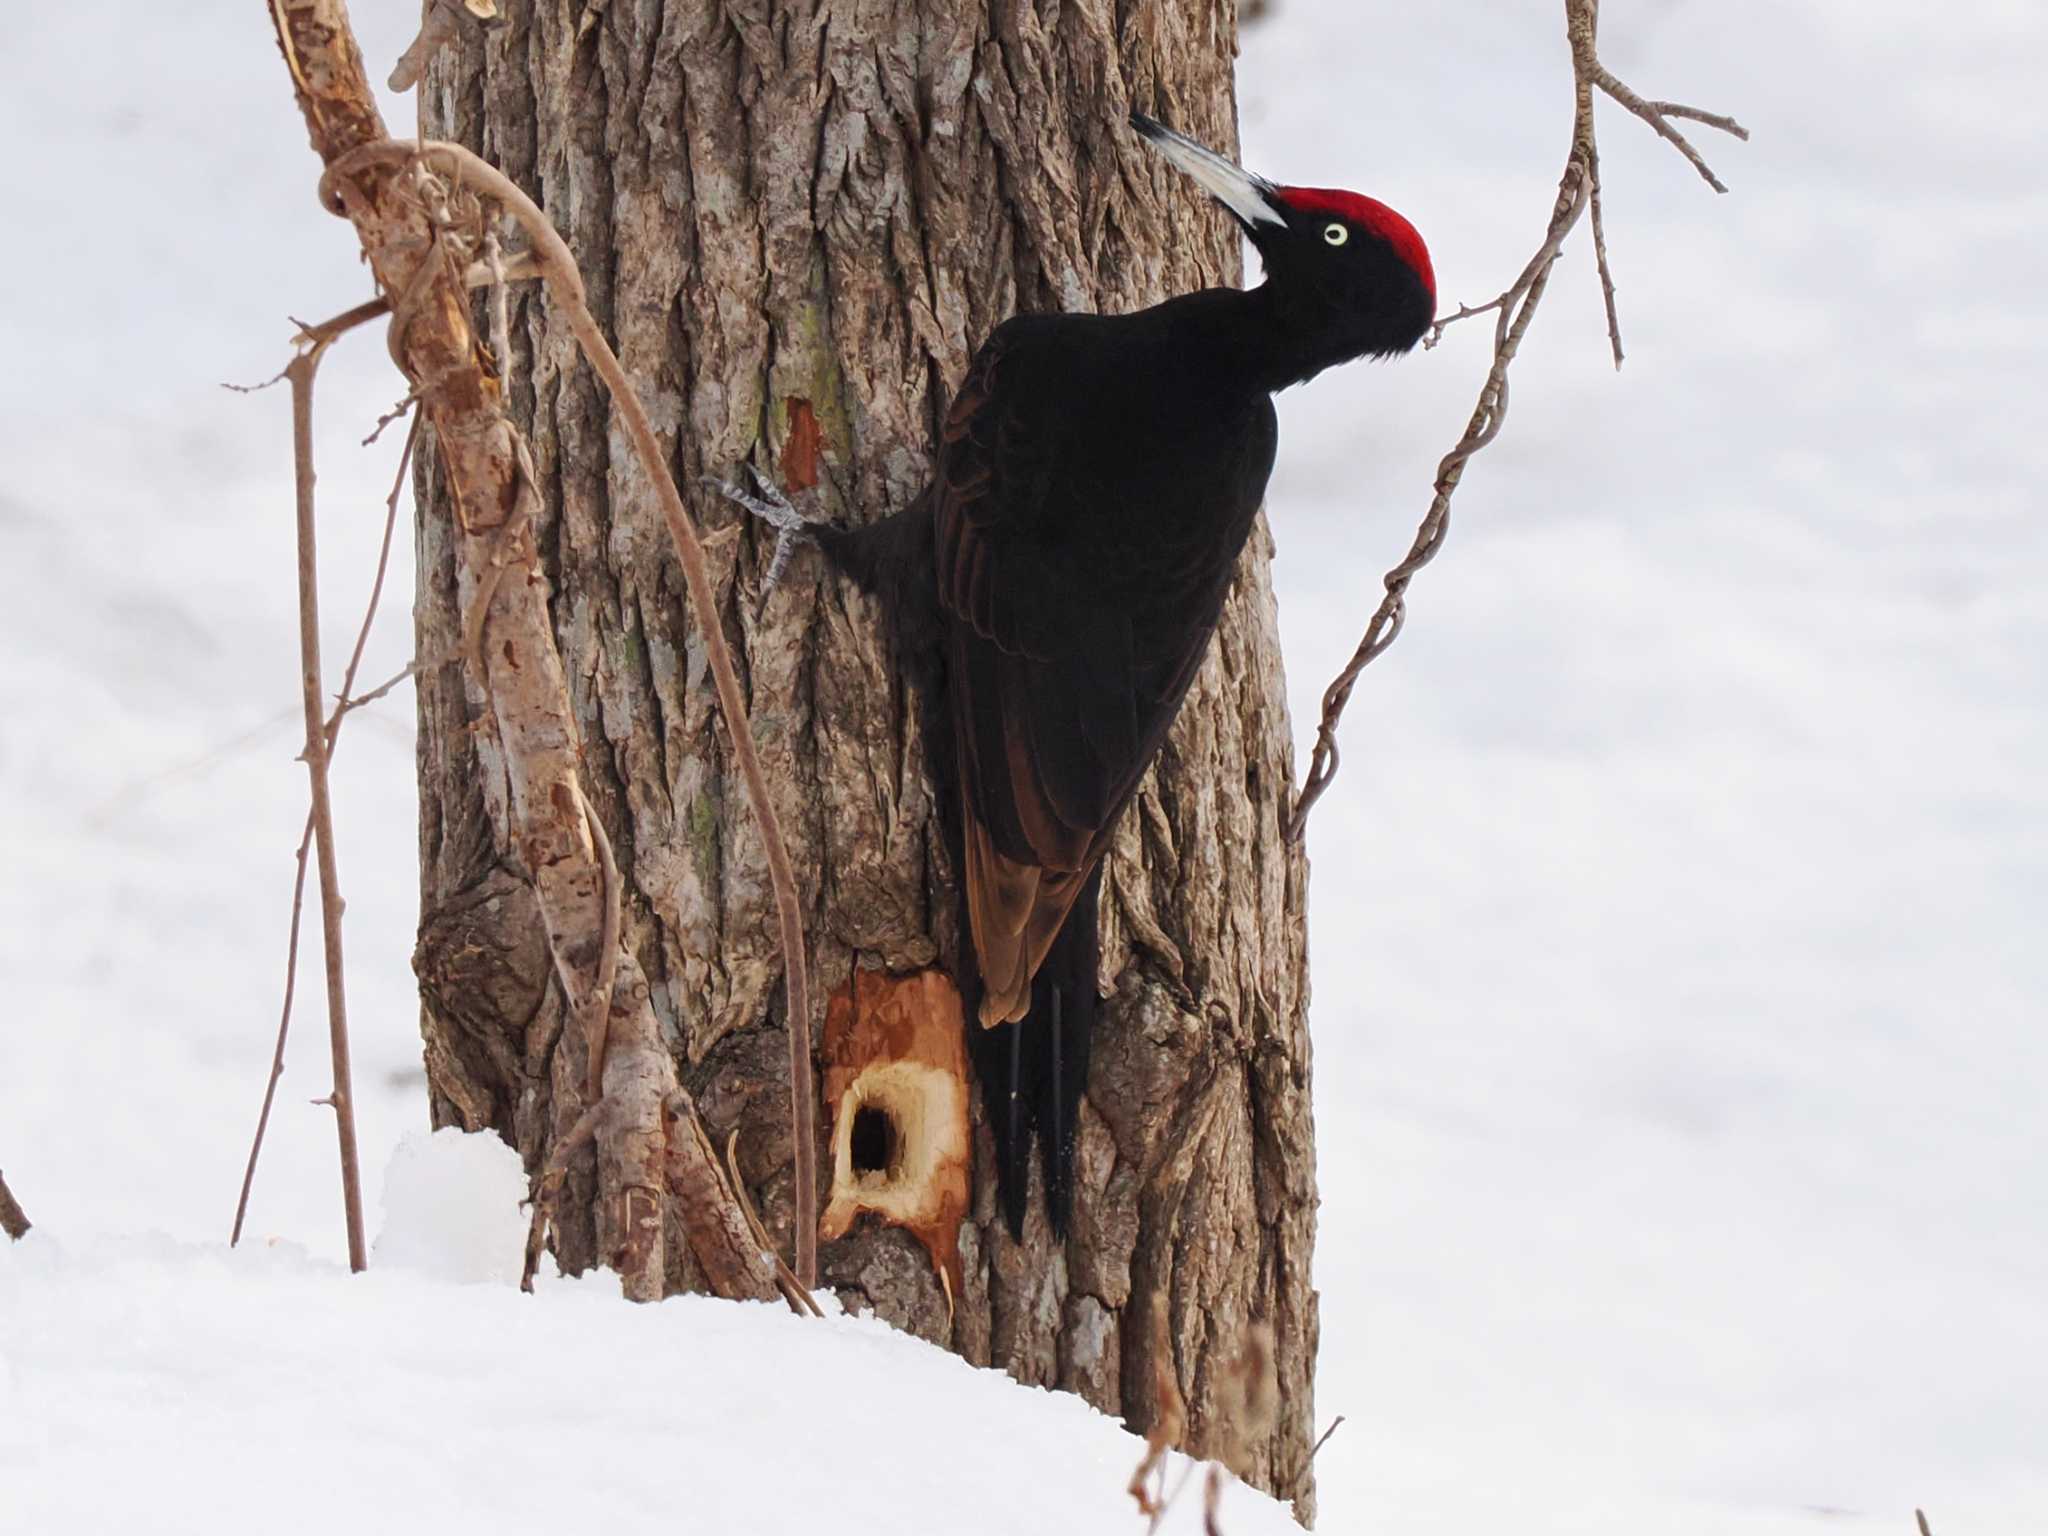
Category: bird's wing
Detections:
[{"x1": 933, "y1": 321, "x2": 1258, "y2": 1023}]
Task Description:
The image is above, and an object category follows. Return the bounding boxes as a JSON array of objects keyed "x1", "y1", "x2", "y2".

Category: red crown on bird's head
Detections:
[{"x1": 1275, "y1": 186, "x2": 1435, "y2": 304}]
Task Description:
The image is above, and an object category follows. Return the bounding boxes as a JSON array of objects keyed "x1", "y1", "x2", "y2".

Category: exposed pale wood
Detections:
[{"x1": 820, "y1": 968, "x2": 971, "y2": 1300}]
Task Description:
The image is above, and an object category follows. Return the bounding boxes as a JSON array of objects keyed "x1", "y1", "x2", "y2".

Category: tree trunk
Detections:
[{"x1": 413, "y1": 0, "x2": 1318, "y2": 1516}]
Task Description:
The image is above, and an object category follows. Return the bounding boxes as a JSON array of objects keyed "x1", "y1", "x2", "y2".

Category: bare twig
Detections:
[
  {"x1": 1203, "y1": 1462, "x2": 1230, "y2": 1536},
  {"x1": 285, "y1": 250, "x2": 542, "y2": 349},
  {"x1": 1128, "y1": 1294, "x2": 1190, "y2": 1529},
  {"x1": 1916, "y1": 1511, "x2": 1935, "y2": 1536},
  {"x1": 284, "y1": 339, "x2": 368, "y2": 1271},
  {"x1": 1587, "y1": 67, "x2": 1749, "y2": 195},
  {"x1": 573, "y1": 779, "x2": 623, "y2": 1106},
  {"x1": 1423, "y1": 294, "x2": 1509, "y2": 349},
  {"x1": 389, "y1": 0, "x2": 497, "y2": 93},
  {"x1": 362, "y1": 393, "x2": 417, "y2": 445},
  {"x1": 1200, "y1": 1325, "x2": 1279, "y2": 1536},
  {"x1": 659, "y1": 1091, "x2": 792, "y2": 1306},
  {"x1": 483, "y1": 227, "x2": 512, "y2": 380},
  {"x1": 292, "y1": 297, "x2": 392, "y2": 350},
  {"x1": 521, "y1": 1102, "x2": 604, "y2": 1292},
  {"x1": 0, "y1": 1169, "x2": 30, "y2": 1241},
  {"x1": 1285, "y1": 0, "x2": 1745, "y2": 840},
  {"x1": 1286, "y1": 173, "x2": 1588, "y2": 842},
  {"x1": 316, "y1": 136, "x2": 822, "y2": 1288},
  {"x1": 231, "y1": 806, "x2": 315, "y2": 1251},
  {"x1": 725, "y1": 1130, "x2": 824, "y2": 1317},
  {"x1": 232, "y1": 409, "x2": 416, "y2": 1248},
  {"x1": 333, "y1": 659, "x2": 422, "y2": 718},
  {"x1": 1308, "y1": 1414, "x2": 1346, "y2": 1461}
]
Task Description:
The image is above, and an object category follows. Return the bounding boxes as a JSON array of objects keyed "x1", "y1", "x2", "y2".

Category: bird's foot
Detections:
[{"x1": 703, "y1": 466, "x2": 815, "y2": 595}]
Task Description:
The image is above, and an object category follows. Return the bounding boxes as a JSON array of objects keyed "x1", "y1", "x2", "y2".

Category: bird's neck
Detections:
[{"x1": 1158, "y1": 282, "x2": 1353, "y2": 396}]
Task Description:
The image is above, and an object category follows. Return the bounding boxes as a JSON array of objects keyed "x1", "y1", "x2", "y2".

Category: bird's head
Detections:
[{"x1": 1131, "y1": 112, "x2": 1435, "y2": 368}]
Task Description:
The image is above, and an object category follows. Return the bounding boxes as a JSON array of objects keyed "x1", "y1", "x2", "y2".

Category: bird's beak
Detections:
[{"x1": 1129, "y1": 112, "x2": 1286, "y2": 232}]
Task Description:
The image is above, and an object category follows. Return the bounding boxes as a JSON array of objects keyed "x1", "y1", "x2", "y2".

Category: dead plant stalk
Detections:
[{"x1": 232, "y1": 408, "x2": 415, "y2": 1250}]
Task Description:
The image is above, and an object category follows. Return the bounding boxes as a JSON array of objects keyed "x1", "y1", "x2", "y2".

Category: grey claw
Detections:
[{"x1": 703, "y1": 469, "x2": 816, "y2": 596}]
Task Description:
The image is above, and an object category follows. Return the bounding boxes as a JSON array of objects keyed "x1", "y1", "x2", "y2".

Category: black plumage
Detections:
[{"x1": 750, "y1": 113, "x2": 1435, "y2": 1237}]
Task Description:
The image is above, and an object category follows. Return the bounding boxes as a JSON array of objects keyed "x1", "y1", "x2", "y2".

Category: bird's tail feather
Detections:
[{"x1": 966, "y1": 866, "x2": 1102, "y2": 1239}]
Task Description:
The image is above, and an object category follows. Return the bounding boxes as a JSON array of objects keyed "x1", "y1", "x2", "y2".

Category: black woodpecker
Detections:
[{"x1": 717, "y1": 112, "x2": 1434, "y2": 1238}]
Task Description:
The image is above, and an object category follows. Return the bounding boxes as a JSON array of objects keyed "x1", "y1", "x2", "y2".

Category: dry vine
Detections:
[
  {"x1": 1285, "y1": 0, "x2": 1748, "y2": 840},
  {"x1": 267, "y1": 0, "x2": 819, "y2": 1295},
  {"x1": 316, "y1": 135, "x2": 821, "y2": 1287}
]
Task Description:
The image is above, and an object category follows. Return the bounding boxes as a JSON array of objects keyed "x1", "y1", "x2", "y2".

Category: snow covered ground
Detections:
[
  {"x1": 2, "y1": 3, "x2": 2043, "y2": 1533},
  {"x1": 3, "y1": 1131, "x2": 1287, "y2": 1536}
]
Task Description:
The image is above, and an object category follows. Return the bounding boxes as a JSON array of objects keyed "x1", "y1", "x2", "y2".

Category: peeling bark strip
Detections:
[
  {"x1": 267, "y1": 0, "x2": 795, "y2": 1303},
  {"x1": 415, "y1": 0, "x2": 1320, "y2": 1517}
]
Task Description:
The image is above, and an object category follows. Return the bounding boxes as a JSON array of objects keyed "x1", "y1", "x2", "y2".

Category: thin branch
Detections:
[
  {"x1": 0, "y1": 1168, "x2": 30, "y2": 1241},
  {"x1": 1645, "y1": 101, "x2": 1750, "y2": 139},
  {"x1": 334, "y1": 659, "x2": 421, "y2": 718},
  {"x1": 1203, "y1": 1462, "x2": 1230, "y2": 1536},
  {"x1": 1285, "y1": 0, "x2": 1745, "y2": 839},
  {"x1": 1308, "y1": 1414, "x2": 1346, "y2": 1461},
  {"x1": 1287, "y1": 171, "x2": 1588, "y2": 841},
  {"x1": 317, "y1": 136, "x2": 822, "y2": 1289},
  {"x1": 1586, "y1": 134, "x2": 1623, "y2": 368},
  {"x1": 231, "y1": 806, "x2": 315, "y2": 1251},
  {"x1": 724, "y1": 1130, "x2": 824, "y2": 1317},
  {"x1": 573, "y1": 779, "x2": 623, "y2": 1107},
  {"x1": 1916, "y1": 1512, "x2": 1935, "y2": 1536},
  {"x1": 520, "y1": 1102, "x2": 604, "y2": 1292},
  {"x1": 1587, "y1": 66, "x2": 1749, "y2": 194},
  {"x1": 292, "y1": 296, "x2": 392, "y2": 349},
  {"x1": 1128, "y1": 1294, "x2": 1190, "y2": 1530},
  {"x1": 287, "y1": 250, "x2": 542, "y2": 349},
  {"x1": 362, "y1": 393, "x2": 417, "y2": 445},
  {"x1": 338, "y1": 413, "x2": 420, "y2": 715},
  {"x1": 389, "y1": 0, "x2": 497, "y2": 93},
  {"x1": 232, "y1": 406, "x2": 416, "y2": 1248},
  {"x1": 1423, "y1": 294, "x2": 1509, "y2": 349},
  {"x1": 284, "y1": 339, "x2": 368, "y2": 1271}
]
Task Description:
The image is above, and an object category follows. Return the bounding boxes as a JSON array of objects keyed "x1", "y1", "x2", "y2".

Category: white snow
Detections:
[
  {"x1": 1, "y1": 2, "x2": 2043, "y2": 1534},
  {"x1": 3, "y1": 1134, "x2": 1288, "y2": 1536},
  {"x1": 370, "y1": 1127, "x2": 531, "y2": 1284}
]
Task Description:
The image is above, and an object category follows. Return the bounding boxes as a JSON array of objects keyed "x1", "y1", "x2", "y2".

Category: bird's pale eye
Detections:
[{"x1": 1323, "y1": 222, "x2": 1349, "y2": 247}]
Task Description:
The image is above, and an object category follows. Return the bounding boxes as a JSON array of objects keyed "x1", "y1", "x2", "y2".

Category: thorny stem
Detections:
[
  {"x1": 233, "y1": 409, "x2": 416, "y2": 1249},
  {"x1": 1285, "y1": 0, "x2": 1746, "y2": 841},
  {"x1": 319, "y1": 137, "x2": 822, "y2": 1290},
  {"x1": 286, "y1": 339, "x2": 369, "y2": 1272}
]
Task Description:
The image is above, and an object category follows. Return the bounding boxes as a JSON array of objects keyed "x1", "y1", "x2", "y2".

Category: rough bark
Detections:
[{"x1": 415, "y1": 0, "x2": 1319, "y2": 1515}]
